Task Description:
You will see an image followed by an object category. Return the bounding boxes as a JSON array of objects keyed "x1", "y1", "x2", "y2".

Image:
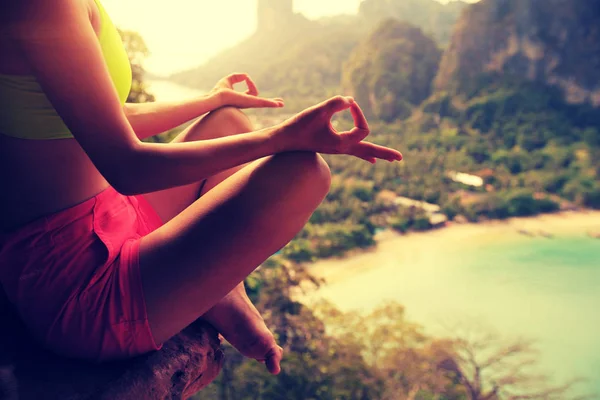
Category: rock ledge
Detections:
[{"x1": 0, "y1": 290, "x2": 223, "y2": 400}]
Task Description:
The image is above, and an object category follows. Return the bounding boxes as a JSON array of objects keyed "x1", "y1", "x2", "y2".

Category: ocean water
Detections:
[
  {"x1": 147, "y1": 79, "x2": 205, "y2": 102},
  {"x1": 311, "y1": 233, "x2": 600, "y2": 395}
]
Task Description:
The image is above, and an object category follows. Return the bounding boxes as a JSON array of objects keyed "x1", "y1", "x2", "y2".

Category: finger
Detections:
[
  {"x1": 252, "y1": 96, "x2": 284, "y2": 108},
  {"x1": 236, "y1": 93, "x2": 283, "y2": 108},
  {"x1": 340, "y1": 126, "x2": 370, "y2": 144},
  {"x1": 226, "y1": 73, "x2": 250, "y2": 88},
  {"x1": 265, "y1": 346, "x2": 283, "y2": 375},
  {"x1": 350, "y1": 102, "x2": 369, "y2": 130},
  {"x1": 216, "y1": 78, "x2": 229, "y2": 89},
  {"x1": 347, "y1": 143, "x2": 378, "y2": 163},
  {"x1": 245, "y1": 76, "x2": 259, "y2": 96},
  {"x1": 349, "y1": 141, "x2": 403, "y2": 162},
  {"x1": 319, "y1": 95, "x2": 355, "y2": 115}
]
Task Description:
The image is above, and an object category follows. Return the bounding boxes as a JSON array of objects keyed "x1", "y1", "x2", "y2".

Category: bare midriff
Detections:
[{"x1": 0, "y1": 134, "x2": 109, "y2": 231}]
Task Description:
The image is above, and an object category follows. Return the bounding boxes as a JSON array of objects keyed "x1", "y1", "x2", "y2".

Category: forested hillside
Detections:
[{"x1": 342, "y1": 19, "x2": 441, "y2": 121}]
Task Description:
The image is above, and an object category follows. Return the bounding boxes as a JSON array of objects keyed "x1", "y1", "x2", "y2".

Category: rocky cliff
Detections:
[
  {"x1": 435, "y1": 0, "x2": 600, "y2": 106},
  {"x1": 0, "y1": 289, "x2": 223, "y2": 400},
  {"x1": 358, "y1": 0, "x2": 469, "y2": 46},
  {"x1": 342, "y1": 19, "x2": 441, "y2": 121}
]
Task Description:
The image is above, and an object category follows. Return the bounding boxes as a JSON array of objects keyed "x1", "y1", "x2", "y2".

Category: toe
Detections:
[{"x1": 265, "y1": 346, "x2": 284, "y2": 375}]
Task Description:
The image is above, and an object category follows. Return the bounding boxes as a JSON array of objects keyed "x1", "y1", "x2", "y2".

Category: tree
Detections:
[
  {"x1": 317, "y1": 301, "x2": 465, "y2": 400},
  {"x1": 118, "y1": 29, "x2": 155, "y2": 104},
  {"x1": 441, "y1": 326, "x2": 592, "y2": 400}
]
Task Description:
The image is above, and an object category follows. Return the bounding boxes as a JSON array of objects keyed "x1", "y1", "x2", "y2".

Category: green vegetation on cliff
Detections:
[
  {"x1": 434, "y1": 0, "x2": 600, "y2": 103},
  {"x1": 342, "y1": 19, "x2": 441, "y2": 121},
  {"x1": 358, "y1": 0, "x2": 468, "y2": 45}
]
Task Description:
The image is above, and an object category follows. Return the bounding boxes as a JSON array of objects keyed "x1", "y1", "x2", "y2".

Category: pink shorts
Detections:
[{"x1": 0, "y1": 186, "x2": 163, "y2": 361}]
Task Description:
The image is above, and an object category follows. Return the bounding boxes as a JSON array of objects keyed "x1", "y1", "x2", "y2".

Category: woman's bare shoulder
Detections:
[
  {"x1": 0, "y1": 0, "x2": 100, "y2": 74},
  {"x1": 2, "y1": 0, "x2": 93, "y2": 33}
]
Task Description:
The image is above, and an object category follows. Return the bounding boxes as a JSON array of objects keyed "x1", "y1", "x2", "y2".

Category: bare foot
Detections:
[{"x1": 202, "y1": 283, "x2": 283, "y2": 374}]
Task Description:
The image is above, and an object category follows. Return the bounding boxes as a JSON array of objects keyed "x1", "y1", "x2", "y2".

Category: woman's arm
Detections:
[
  {"x1": 11, "y1": 0, "x2": 400, "y2": 196},
  {"x1": 124, "y1": 76, "x2": 284, "y2": 140},
  {"x1": 122, "y1": 95, "x2": 221, "y2": 140},
  {"x1": 10, "y1": 0, "x2": 285, "y2": 194}
]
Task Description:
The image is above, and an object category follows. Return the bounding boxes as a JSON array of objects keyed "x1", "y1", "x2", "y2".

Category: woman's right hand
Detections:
[
  {"x1": 210, "y1": 73, "x2": 284, "y2": 110},
  {"x1": 275, "y1": 96, "x2": 403, "y2": 164}
]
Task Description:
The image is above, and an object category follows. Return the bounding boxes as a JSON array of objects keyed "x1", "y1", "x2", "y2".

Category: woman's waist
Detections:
[
  {"x1": 0, "y1": 173, "x2": 111, "y2": 233},
  {"x1": 0, "y1": 138, "x2": 112, "y2": 231}
]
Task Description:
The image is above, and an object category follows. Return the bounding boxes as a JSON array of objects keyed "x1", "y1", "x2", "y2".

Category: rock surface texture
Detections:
[
  {"x1": 435, "y1": 0, "x2": 600, "y2": 106},
  {"x1": 342, "y1": 19, "x2": 442, "y2": 121},
  {"x1": 0, "y1": 289, "x2": 223, "y2": 400}
]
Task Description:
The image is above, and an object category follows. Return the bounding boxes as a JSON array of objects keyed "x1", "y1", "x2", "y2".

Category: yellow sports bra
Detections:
[{"x1": 0, "y1": 0, "x2": 132, "y2": 140}]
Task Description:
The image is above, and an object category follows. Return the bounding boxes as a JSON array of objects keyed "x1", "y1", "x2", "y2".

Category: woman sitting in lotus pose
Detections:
[{"x1": 0, "y1": 0, "x2": 402, "y2": 374}]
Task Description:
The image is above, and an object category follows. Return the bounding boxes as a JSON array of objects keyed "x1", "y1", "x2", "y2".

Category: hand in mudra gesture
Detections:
[
  {"x1": 279, "y1": 96, "x2": 403, "y2": 163},
  {"x1": 211, "y1": 73, "x2": 284, "y2": 110}
]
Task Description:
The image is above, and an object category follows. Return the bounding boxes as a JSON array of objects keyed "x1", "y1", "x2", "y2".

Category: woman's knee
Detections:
[
  {"x1": 269, "y1": 152, "x2": 331, "y2": 203},
  {"x1": 180, "y1": 107, "x2": 253, "y2": 143},
  {"x1": 203, "y1": 106, "x2": 253, "y2": 134}
]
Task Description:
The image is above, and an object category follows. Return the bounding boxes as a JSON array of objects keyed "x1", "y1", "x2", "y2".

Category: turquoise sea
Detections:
[{"x1": 308, "y1": 228, "x2": 600, "y2": 396}]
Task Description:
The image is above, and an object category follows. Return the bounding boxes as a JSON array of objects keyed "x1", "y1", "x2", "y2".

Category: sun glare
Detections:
[
  {"x1": 100, "y1": 0, "x2": 479, "y2": 76},
  {"x1": 101, "y1": 0, "x2": 364, "y2": 75}
]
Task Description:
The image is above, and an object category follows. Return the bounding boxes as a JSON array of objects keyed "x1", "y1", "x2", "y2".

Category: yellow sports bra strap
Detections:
[{"x1": 93, "y1": 0, "x2": 132, "y2": 103}]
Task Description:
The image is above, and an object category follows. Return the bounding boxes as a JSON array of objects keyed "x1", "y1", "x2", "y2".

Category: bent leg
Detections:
[
  {"x1": 138, "y1": 151, "x2": 331, "y2": 348},
  {"x1": 141, "y1": 107, "x2": 281, "y2": 369},
  {"x1": 142, "y1": 106, "x2": 254, "y2": 222}
]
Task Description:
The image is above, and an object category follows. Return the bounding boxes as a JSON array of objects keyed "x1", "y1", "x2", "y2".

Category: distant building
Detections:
[
  {"x1": 447, "y1": 171, "x2": 484, "y2": 188},
  {"x1": 394, "y1": 197, "x2": 441, "y2": 213},
  {"x1": 388, "y1": 194, "x2": 448, "y2": 228}
]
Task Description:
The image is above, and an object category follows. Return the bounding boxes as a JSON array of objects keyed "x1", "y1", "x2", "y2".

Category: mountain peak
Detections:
[{"x1": 257, "y1": 0, "x2": 295, "y2": 32}]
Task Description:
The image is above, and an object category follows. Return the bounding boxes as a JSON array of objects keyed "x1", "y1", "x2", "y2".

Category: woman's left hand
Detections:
[{"x1": 210, "y1": 73, "x2": 284, "y2": 110}]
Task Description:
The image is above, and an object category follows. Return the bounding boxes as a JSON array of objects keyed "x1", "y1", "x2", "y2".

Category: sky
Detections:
[{"x1": 100, "y1": 0, "x2": 475, "y2": 76}]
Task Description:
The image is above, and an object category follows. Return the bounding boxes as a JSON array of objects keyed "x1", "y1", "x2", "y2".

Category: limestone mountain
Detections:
[
  {"x1": 342, "y1": 19, "x2": 442, "y2": 121},
  {"x1": 170, "y1": 0, "x2": 466, "y2": 99},
  {"x1": 358, "y1": 0, "x2": 469, "y2": 46},
  {"x1": 434, "y1": 0, "x2": 600, "y2": 107},
  {"x1": 170, "y1": 0, "x2": 316, "y2": 93}
]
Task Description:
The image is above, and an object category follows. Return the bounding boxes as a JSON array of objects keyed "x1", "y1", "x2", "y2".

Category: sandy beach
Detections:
[{"x1": 307, "y1": 210, "x2": 600, "y2": 286}]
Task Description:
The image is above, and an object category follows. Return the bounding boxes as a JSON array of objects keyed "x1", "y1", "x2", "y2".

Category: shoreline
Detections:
[
  {"x1": 306, "y1": 209, "x2": 600, "y2": 285},
  {"x1": 298, "y1": 210, "x2": 600, "y2": 396}
]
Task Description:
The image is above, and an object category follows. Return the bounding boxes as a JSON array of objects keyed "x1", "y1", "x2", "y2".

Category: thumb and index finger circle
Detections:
[
  {"x1": 222, "y1": 73, "x2": 259, "y2": 96},
  {"x1": 320, "y1": 96, "x2": 369, "y2": 130},
  {"x1": 320, "y1": 96, "x2": 371, "y2": 142}
]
